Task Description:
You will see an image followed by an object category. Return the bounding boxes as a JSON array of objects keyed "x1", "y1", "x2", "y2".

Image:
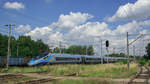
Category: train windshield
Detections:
[{"x1": 33, "y1": 52, "x2": 49, "y2": 60}]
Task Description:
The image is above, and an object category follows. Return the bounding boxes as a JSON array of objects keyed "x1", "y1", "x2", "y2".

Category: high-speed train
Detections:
[{"x1": 28, "y1": 53, "x2": 128, "y2": 66}]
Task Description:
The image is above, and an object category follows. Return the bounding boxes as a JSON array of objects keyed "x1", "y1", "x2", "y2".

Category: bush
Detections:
[
  {"x1": 138, "y1": 60, "x2": 146, "y2": 66},
  {"x1": 118, "y1": 60, "x2": 128, "y2": 64},
  {"x1": 147, "y1": 61, "x2": 150, "y2": 66}
]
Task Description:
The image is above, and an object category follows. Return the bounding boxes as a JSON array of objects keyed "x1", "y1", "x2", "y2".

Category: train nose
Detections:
[{"x1": 28, "y1": 60, "x2": 35, "y2": 66}]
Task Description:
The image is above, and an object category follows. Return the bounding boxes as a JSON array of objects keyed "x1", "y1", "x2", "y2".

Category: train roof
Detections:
[
  {"x1": 84, "y1": 56, "x2": 101, "y2": 58},
  {"x1": 35, "y1": 53, "x2": 127, "y2": 59},
  {"x1": 49, "y1": 53, "x2": 82, "y2": 57},
  {"x1": 49, "y1": 53, "x2": 102, "y2": 58}
]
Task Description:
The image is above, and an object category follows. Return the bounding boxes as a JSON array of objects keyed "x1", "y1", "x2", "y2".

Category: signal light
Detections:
[{"x1": 106, "y1": 40, "x2": 109, "y2": 47}]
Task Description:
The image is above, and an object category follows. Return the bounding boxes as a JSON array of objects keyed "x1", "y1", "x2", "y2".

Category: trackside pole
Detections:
[
  {"x1": 5, "y1": 24, "x2": 15, "y2": 70},
  {"x1": 101, "y1": 39, "x2": 103, "y2": 64},
  {"x1": 106, "y1": 47, "x2": 109, "y2": 63},
  {"x1": 133, "y1": 45, "x2": 136, "y2": 62},
  {"x1": 105, "y1": 40, "x2": 109, "y2": 64},
  {"x1": 126, "y1": 32, "x2": 130, "y2": 72}
]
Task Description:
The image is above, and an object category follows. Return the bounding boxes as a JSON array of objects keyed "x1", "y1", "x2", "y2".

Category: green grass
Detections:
[
  {"x1": 0, "y1": 63, "x2": 138, "y2": 78},
  {"x1": 137, "y1": 60, "x2": 150, "y2": 66},
  {"x1": 47, "y1": 63, "x2": 138, "y2": 78},
  {"x1": 138, "y1": 60, "x2": 147, "y2": 66},
  {"x1": 46, "y1": 79, "x2": 115, "y2": 84}
]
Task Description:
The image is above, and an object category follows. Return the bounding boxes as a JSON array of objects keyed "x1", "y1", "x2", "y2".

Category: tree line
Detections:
[
  {"x1": 106, "y1": 53, "x2": 136, "y2": 58},
  {"x1": 106, "y1": 43, "x2": 150, "y2": 60},
  {"x1": 144, "y1": 43, "x2": 150, "y2": 60},
  {"x1": 0, "y1": 33, "x2": 95, "y2": 57},
  {"x1": 52, "y1": 45, "x2": 94, "y2": 55},
  {"x1": 0, "y1": 34, "x2": 49, "y2": 57}
]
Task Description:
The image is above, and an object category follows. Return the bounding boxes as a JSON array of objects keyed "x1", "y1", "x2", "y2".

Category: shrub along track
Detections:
[{"x1": 128, "y1": 65, "x2": 150, "y2": 84}]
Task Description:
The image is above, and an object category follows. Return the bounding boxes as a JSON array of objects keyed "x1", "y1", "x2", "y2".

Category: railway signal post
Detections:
[
  {"x1": 59, "y1": 41, "x2": 62, "y2": 54},
  {"x1": 106, "y1": 40, "x2": 109, "y2": 63},
  {"x1": 5, "y1": 24, "x2": 15, "y2": 70}
]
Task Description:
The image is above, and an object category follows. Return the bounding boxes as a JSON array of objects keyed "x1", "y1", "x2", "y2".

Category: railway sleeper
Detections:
[
  {"x1": 131, "y1": 79, "x2": 150, "y2": 83},
  {"x1": 128, "y1": 66, "x2": 149, "y2": 84},
  {"x1": 137, "y1": 74, "x2": 149, "y2": 79}
]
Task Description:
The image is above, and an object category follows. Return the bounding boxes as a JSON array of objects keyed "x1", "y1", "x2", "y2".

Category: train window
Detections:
[
  {"x1": 98, "y1": 58, "x2": 101, "y2": 60},
  {"x1": 56, "y1": 57, "x2": 64, "y2": 61},
  {"x1": 77, "y1": 58, "x2": 80, "y2": 60},
  {"x1": 86, "y1": 58, "x2": 100, "y2": 60},
  {"x1": 56, "y1": 57, "x2": 79, "y2": 61}
]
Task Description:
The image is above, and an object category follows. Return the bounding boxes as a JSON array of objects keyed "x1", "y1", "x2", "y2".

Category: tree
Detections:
[
  {"x1": 120, "y1": 53, "x2": 126, "y2": 57},
  {"x1": 0, "y1": 34, "x2": 50, "y2": 57},
  {"x1": 0, "y1": 34, "x2": 8, "y2": 56},
  {"x1": 87, "y1": 45, "x2": 94, "y2": 55},
  {"x1": 107, "y1": 53, "x2": 126, "y2": 57},
  {"x1": 54, "y1": 45, "x2": 95, "y2": 55},
  {"x1": 145, "y1": 43, "x2": 150, "y2": 60},
  {"x1": 53, "y1": 47, "x2": 60, "y2": 53}
]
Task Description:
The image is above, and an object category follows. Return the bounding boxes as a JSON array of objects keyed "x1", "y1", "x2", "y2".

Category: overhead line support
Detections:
[{"x1": 5, "y1": 24, "x2": 15, "y2": 70}]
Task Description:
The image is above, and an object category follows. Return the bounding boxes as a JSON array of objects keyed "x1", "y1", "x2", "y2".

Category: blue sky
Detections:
[{"x1": 0, "y1": 0, "x2": 137, "y2": 28}]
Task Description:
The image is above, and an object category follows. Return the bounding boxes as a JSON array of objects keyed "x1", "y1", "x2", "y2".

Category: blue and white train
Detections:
[{"x1": 28, "y1": 53, "x2": 128, "y2": 66}]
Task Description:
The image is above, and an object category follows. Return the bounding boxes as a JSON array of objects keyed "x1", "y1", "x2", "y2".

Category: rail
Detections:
[{"x1": 128, "y1": 65, "x2": 150, "y2": 84}]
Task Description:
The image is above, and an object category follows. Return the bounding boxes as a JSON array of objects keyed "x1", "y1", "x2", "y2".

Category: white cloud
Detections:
[
  {"x1": 26, "y1": 12, "x2": 93, "y2": 45},
  {"x1": 15, "y1": 25, "x2": 31, "y2": 35},
  {"x1": 140, "y1": 29, "x2": 150, "y2": 34},
  {"x1": 25, "y1": 12, "x2": 150, "y2": 56},
  {"x1": 65, "y1": 22, "x2": 111, "y2": 41},
  {"x1": 139, "y1": 20, "x2": 150, "y2": 26},
  {"x1": 4, "y1": 2, "x2": 25, "y2": 10},
  {"x1": 114, "y1": 21, "x2": 141, "y2": 35},
  {"x1": 26, "y1": 26, "x2": 63, "y2": 46},
  {"x1": 54, "y1": 12, "x2": 93, "y2": 33},
  {"x1": 107, "y1": 0, "x2": 150, "y2": 22}
]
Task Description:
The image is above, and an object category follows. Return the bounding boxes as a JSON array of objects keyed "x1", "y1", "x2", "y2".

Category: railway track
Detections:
[
  {"x1": 128, "y1": 65, "x2": 150, "y2": 84},
  {"x1": 17, "y1": 78, "x2": 55, "y2": 84},
  {"x1": 0, "y1": 74, "x2": 25, "y2": 84},
  {"x1": 0, "y1": 74, "x2": 24, "y2": 80},
  {"x1": 0, "y1": 74, "x2": 56, "y2": 84}
]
